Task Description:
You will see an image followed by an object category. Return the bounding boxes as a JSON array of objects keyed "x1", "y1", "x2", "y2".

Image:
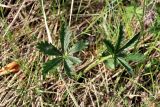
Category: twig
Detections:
[
  {"x1": 3, "y1": 1, "x2": 26, "y2": 37},
  {"x1": 41, "y1": 0, "x2": 52, "y2": 43},
  {"x1": 59, "y1": 73, "x2": 79, "y2": 107},
  {"x1": 69, "y1": 0, "x2": 74, "y2": 26}
]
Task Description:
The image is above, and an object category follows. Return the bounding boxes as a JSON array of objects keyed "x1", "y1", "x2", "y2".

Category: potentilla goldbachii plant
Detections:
[
  {"x1": 37, "y1": 23, "x2": 88, "y2": 77},
  {"x1": 84, "y1": 23, "x2": 145, "y2": 74},
  {"x1": 102, "y1": 24, "x2": 146, "y2": 74}
]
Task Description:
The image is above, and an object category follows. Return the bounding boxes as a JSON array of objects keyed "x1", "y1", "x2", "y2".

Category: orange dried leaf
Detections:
[{"x1": 0, "y1": 61, "x2": 20, "y2": 76}]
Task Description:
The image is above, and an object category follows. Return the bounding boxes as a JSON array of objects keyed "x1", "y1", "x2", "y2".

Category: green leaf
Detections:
[
  {"x1": 42, "y1": 57, "x2": 62, "y2": 76},
  {"x1": 60, "y1": 23, "x2": 71, "y2": 52},
  {"x1": 64, "y1": 60, "x2": 72, "y2": 77},
  {"x1": 125, "y1": 6, "x2": 134, "y2": 20},
  {"x1": 69, "y1": 40, "x2": 88, "y2": 54},
  {"x1": 125, "y1": 6, "x2": 143, "y2": 19},
  {"x1": 149, "y1": 17, "x2": 160, "y2": 35},
  {"x1": 118, "y1": 57, "x2": 133, "y2": 74},
  {"x1": 115, "y1": 23, "x2": 124, "y2": 52},
  {"x1": 37, "y1": 41, "x2": 62, "y2": 56},
  {"x1": 104, "y1": 58, "x2": 115, "y2": 69},
  {"x1": 68, "y1": 56, "x2": 81, "y2": 64},
  {"x1": 102, "y1": 50, "x2": 110, "y2": 57},
  {"x1": 103, "y1": 39, "x2": 115, "y2": 54},
  {"x1": 113, "y1": 55, "x2": 117, "y2": 69},
  {"x1": 119, "y1": 32, "x2": 140, "y2": 52},
  {"x1": 126, "y1": 53, "x2": 146, "y2": 62},
  {"x1": 135, "y1": 7, "x2": 143, "y2": 17}
]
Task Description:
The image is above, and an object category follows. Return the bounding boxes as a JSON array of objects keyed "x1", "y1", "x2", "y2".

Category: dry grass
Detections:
[{"x1": 0, "y1": 0, "x2": 160, "y2": 106}]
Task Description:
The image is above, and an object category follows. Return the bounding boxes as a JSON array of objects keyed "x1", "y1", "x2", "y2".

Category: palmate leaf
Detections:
[
  {"x1": 102, "y1": 50, "x2": 110, "y2": 57},
  {"x1": 103, "y1": 39, "x2": 115, "y2": 54},
  {"x1": 126, "y1": 53, "x2": 146, "y2": 62},
  {"x1": 64, "y1": 59, "x2": 72, "y2": 77},
  {"x1": 118, "y1": 32, "x2": 140, "y2": 52},
  {"x1": 104, "y1": 57, "x2": 115, "y2": 69},
  {"x1": 69, "y1": 40, "x2": 88, "y2": 54},
  {"x1": 118, "y1": 57, "x2": 133, "y2": 74},
  {"x1": 37, "y1": 41, "x2": 62, "y2": 56},
  {"x1": 115, "y1": 23, "x2": 124, "y2": 52},
  {"x1": 60, "y1": 23, "x2": 72, "y2": 52},
  {"x1": 113, "y1": 55, "x2": 117, "y2": 69},
  {"x1": 42, "y1": 57, "x2": 62, "y2": 76},
  {"x1": 68, "y1": 56, "x2": 81, "y2": 64}
]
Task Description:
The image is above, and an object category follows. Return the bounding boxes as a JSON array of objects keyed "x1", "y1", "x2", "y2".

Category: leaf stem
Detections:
[{"x1": 83, "y1": 55, "x2": 112, "y2": 73}]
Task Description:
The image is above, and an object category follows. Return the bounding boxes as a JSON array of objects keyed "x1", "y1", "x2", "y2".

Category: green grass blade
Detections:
[
  {"x1": 118, "y1": 57, "x2": 133, "y2": 74},
  {"x1": 119, "y1": 32, "x2": 140, "y2": 52},
  {"x1": 103, "y1": 39, "x2": 115, "y2": 54},
  {"x1": 42, "y1": 57, "x2": 62, "y2": 76},
  {"x1": 37, "y1": 41, "x2": 62, "y2": 56},
  {"x1": 60, "y1": 23, "x2": 71, "y2": 52}
]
